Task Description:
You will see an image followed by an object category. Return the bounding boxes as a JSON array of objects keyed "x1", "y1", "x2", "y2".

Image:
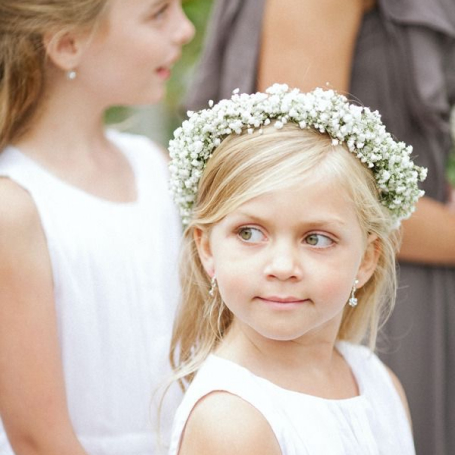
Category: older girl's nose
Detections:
[{"x1": 174, "y1": 6, "x2": 195, "y2": 46}]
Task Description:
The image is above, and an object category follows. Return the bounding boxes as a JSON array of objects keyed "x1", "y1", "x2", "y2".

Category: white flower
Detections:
[{"x1": 169, "y1": 84, "x2": 427, "y2": 226}]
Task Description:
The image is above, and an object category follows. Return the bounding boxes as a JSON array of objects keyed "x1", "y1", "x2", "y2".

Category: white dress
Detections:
[
  {"x1": 0, "y1": 130, "x2": 182, "y2": 455},
  {"x1": 169, "y1": 342, "x2": 416, "y2": 455}
]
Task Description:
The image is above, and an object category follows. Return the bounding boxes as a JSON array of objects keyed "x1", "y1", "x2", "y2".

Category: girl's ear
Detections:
[
  {"x1": 357, "y1": 234, "x2": 381, "y2": 288},
  {"x1": 44, "y1": 30, "x2": 87, "y2": 72},
  {"x1": 194, "y1": 228, "x2": 215, "y2": 277}
]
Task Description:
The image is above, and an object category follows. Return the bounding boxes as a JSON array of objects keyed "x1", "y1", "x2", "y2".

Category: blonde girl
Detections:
[
  {"x1": 167, "y1": 85, "x2": 426, "y2": 454},
  {"x1": 0, "y1": 1, "x2": 194, "y2": 454}
]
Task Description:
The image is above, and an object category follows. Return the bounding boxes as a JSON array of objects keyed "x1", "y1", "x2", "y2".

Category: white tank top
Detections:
[
  {"x1": 170, "y1": 342, "x2": 416, "y2": 455},
  {"x1": 0, "y1": 130, "x2": 182, "y2": 455}
]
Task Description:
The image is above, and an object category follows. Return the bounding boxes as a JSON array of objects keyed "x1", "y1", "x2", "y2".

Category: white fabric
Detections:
[
  {"x1": 0, "y1": 130, "x2": 182, "y2": 455},
  {"x1": 169, "y1": 342, "x2": 416, "y2": 455}
]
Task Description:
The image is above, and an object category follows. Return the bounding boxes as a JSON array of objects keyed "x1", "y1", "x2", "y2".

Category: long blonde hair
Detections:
[
  {"x1": 170, "y1": 124, "x2": 400, "y2": 388},
  {"x1": 0, "y1": 0, "x2": 108, "y2": 150}
]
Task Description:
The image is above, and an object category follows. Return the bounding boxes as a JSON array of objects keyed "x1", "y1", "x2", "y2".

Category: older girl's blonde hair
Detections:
[
  {"x1": 170, "y1": 124, "x2": 400, "y2": 387},
  {"x1": 0, "y1": 0, "x2": 109, "y2": 151}
]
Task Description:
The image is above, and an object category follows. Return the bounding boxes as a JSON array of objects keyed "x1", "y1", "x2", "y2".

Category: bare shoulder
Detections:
[
  {"x1": 385, "y1": 365, "x2": 413, "y2": 429},
  {"x1": 0, "y1": 178, "x2": 40, "y2": 231},
  {"x1": 179, "y1": 391, "x2": 281, "y2": 455},
  {"x1": 0, "y1": 177, "x2": 48, "y2": 268}
]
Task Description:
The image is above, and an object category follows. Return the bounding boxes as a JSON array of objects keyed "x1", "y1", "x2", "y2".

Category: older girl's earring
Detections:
[
  {"x1": 349, "y1": 279, "x2": 359, "y2": 307},
  {"x1": 66, "y1": 70, "x2": 77, "y2": 80},
  {"x1": 209, "y1": 276, "x2": 217, "y2": 297}
]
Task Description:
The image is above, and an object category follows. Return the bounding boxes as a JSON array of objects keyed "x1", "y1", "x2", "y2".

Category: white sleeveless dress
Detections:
[
  {"x1": 0, "y1": 130, "x2": 182, "y2": 455},
  {"x1": 169, "y1": 342, "x2": 416, "y2": 455}
]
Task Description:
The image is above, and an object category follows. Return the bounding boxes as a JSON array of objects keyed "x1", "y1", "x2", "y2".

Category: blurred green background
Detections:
[
  {"x1": 450, "y1": 112, "x2": 455, "y2": 185},
  {"x1": 106, "y1": 0, "x2": 455, "y2": 185}
]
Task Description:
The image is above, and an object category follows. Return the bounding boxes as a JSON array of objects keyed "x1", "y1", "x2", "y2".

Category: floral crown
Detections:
[{"x1": 169, "y1": 84, "x2": 427, "y2": 225}]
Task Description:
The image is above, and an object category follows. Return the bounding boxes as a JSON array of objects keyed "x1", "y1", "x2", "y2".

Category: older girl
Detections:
[{"x1": 0, "y1": 1, "x2": 194, "y2": 454}]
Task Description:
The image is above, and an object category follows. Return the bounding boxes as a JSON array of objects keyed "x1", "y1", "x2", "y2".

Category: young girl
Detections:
[
  {"x1": 187, "y1": 4, "x2": 455, "y2": 451},
  {"x1": 0, "y1": 1, "x2": 194, "y2": 454},
  {"x1": 167, "y1": 84, "x2": 427, "y2": 454}
]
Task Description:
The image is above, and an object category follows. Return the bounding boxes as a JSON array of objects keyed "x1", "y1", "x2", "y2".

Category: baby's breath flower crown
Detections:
[{"x1": 169, "y1": 84, "x2": 427, "y2": 225}]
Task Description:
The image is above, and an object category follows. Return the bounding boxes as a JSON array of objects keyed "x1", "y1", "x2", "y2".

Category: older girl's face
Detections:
[
  {"x1": 197, "y1": 175, "x2": 379, "y2": 346},
  {"x1": 76, "y1": 0, "x2": 194, "y2": 106}
]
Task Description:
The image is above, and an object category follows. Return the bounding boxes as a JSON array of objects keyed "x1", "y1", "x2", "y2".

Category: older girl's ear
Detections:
[
  {"x1": 194, "y1": 228, "x2": 216, "y2": 278},
  {"x1": 357, "y1": 234, "x2": 381, "y2": 287},
  {"x1": 43, "y1": 30, "x2": 86, "y2": 72}
]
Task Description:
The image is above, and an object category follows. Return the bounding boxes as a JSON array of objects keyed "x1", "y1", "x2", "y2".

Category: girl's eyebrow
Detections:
[
  {"x1": 300, "y1": 219, "x2": 348, "y2": 228},
  {"x1": 232, "y1": 211, "x2": 347, "y2": 228}
]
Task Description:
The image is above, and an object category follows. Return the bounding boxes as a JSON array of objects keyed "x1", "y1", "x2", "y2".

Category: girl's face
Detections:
[
  {"x1": 77, "y1": 0, "x2": 194, "y2": 106},
  {"x1": 196, "y1": 176, "x2": 379, "y2": 345}
]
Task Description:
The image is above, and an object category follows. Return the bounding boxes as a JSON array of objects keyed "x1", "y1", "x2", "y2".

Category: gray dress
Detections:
[{"x1": 185, "y1": 1, "x2": 455, "y2": 454}]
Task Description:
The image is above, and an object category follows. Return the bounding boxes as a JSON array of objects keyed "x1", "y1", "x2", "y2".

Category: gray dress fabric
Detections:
[{"x1": 185, "y1": 1, "x2": 455, "y2": 454}]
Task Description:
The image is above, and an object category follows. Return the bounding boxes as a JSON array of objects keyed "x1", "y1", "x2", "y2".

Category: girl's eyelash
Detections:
[
  {"x1": 234, "y1": 226, "x2": 335, "y2": 246},
  {"x1": 304, "y1": 233, "x2": 335, "y2": 247},
  {"x1": 236, "y1": 226, "x2": 265, "y2": 242}
]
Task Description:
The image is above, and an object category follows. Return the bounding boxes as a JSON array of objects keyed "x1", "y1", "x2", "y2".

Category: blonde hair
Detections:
[
  {"x1": 170, "y1": 124, "x2": 400, "y2": 388},
  {"x1": 0, "y1": 0, "x2": 109, "y2": 150}
]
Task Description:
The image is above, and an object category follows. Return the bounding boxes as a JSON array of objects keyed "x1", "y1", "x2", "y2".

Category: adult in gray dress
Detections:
[{"x1": 185, "y1": 1, "x2": 455, "y2": 454}]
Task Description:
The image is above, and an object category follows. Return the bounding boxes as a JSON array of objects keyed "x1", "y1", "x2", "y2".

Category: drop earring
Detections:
[
  {"x1": 209, "y1": 276, "x2": 217, "y2": 297},
  {"x1": 349, "y1": 279, "x2": 359, "y2": 307},
  {"x1": 66, "y1": 70, "x2": 77, "y2": 80}
]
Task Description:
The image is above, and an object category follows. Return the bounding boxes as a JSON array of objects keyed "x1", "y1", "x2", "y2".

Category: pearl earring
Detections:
[
  {"x1": 209, "y1": 276, "x2": 217, "y2": 297},
  {"x1": 349, "y1": 279, "x2": 360, "y2": 307},
  {"x1": 66, "y1": 70, "x2": 77, "y2": 80}
]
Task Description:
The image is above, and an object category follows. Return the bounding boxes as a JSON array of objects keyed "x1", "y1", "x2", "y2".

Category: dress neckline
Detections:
[
  {"x1": 6, "y1": 130, "x2": 141, "y2": 208},
  {"x1": 208, "y1": 341, "x2": 366, "y2": 404}
]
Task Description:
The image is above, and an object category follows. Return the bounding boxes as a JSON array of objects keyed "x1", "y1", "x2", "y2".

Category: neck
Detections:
[
  {"x1": 12, "y1": 73, "x2": 138, "y2": 203},
  {"x1": 14, "y1": 73, "x2": 109, "y2": 161},
  {"x1": 216, "y1": 320, "x2": 359, "y2": 399},
  {"x1": 218, "y1": 319, "x2": 340, "y2": 377}
]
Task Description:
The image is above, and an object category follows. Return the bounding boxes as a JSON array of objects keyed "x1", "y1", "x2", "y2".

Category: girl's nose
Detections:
[
  {"x1": 173, "y1": 6, "x2": 195, "y2": 46},
  {"x1": 263, "y1": 241, "x2": 303, "y2": 281}
]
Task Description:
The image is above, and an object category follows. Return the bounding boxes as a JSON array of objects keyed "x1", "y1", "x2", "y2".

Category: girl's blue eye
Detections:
[
  {"x1": 305, "y1": 233, "x2": 333, "y2": 248},
  {"x1": 238, "y1": 227, "x2": 264, "y2": 242}
]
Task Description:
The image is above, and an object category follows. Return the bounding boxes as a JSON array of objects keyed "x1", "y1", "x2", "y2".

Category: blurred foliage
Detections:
[
  {"x1": 449, "y1": 111, "x2": 455, "y2": 186},
  {"x1": 104, "y1": 105, "x2": 129, "y2": 125},
  {"x1": 448, "y1": 151, "x2": 455, "y2": 186}
]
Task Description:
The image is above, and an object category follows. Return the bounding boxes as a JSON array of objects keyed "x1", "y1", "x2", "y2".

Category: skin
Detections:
[
  {"x1": 258, "y1": 0, "x2": 455, "y2": 266},
  {"x1": 178, "y1": 176, "x2": 411, "y2": 454},
  {"x1": 258, "y1": 0, "x2": 370, "y2": 94},
  {"x1": 0, "y1": 1, "x2": 194, "y2": 454}
]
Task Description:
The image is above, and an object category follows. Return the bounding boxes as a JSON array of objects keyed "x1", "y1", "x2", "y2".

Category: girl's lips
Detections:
[
  {"x1": 156, "y1": 67, "x2": 171, "y2": 80},
  {"x1": 258, "y1": 296, "x2": 307, "y2": 304}
]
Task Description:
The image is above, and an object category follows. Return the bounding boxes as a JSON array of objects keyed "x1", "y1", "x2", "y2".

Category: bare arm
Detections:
[
  {"x1": 178, "y1": 392, "x2": 281, "y2": 455},
  {"x1": 398, "y1": 195, "x2": 455, "y2": 266},
  {"x1": 0, "y1": 180, "x2": 88, "y2": 455},
  {"x1": 257, "y1": 0, "x2": 366, "y2": 93}
]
